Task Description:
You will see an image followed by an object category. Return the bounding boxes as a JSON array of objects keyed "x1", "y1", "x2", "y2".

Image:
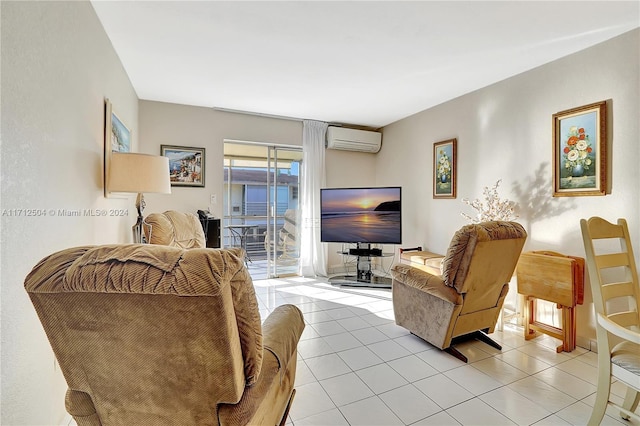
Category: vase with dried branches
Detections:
[{"x1": 461, "y1": 179, "x2": 518, "y2": 223}]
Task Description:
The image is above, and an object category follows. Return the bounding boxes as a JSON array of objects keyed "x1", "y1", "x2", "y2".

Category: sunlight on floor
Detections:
[{"x1": 252, "y1": 275, "x2": 639, "y2": 426}]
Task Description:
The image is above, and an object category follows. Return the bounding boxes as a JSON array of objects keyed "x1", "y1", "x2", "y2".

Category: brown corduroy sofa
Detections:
[
  {"x1": 24, "y1": 244, "x2": 304, "y2": 425},
  {"x1": 392, "y1": 221, "x2": 527, "y2": 362}
]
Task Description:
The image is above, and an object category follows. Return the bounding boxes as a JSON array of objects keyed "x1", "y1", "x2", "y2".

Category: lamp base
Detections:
[
  {"x1": 132, "y1": 192, "x2": 146, "y2": 243},
  {"x1": 132, "y1": 219, "x2": 144, "y2": 243}
]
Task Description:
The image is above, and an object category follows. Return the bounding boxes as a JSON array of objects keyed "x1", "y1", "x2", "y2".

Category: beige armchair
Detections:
[
  {"x1": 392, "y1": 221, "x2": 527, "y2": 362},
  {"x1": 580, "y1": 217, "x2": 640, "y2": 425},
  {"x1": 25, "y1": 244, "x2": 304, "y2": 425},
  {"x1": 144, "y1": 210, "x2": 206, "y2": 248}
]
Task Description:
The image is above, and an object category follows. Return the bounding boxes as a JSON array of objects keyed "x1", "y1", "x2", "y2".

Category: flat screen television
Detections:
[{"x1": 320, "y1": 186, "x2": 402, "y2": 244}]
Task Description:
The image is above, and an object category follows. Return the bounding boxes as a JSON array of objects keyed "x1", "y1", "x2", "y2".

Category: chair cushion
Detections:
[
  {"x1": 442, "y1": 221, "x2": 527, "y2": 292},
  {"x1": 145, "y1": 211, "x2": 206, "y2": 249},
  {"x1": 612, "y1": 340, "x2": 640, "y2": 376},
  {"x1": 391, "y1": 263, "x2": 462, "y2": 305}
]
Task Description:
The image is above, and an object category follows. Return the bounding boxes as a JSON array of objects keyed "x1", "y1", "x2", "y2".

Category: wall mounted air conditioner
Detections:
[{"x1": 326, "y1": 126, "x2": 382, "y2": 153}]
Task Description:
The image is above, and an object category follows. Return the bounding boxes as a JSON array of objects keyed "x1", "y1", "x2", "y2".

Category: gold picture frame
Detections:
[
  {"x1": 104, "y1": 98, "x2": 131, "y2": 197},
  {"x1": 433, "y1": 138, "x2": 457, "y2": 199},
  {"x1": 552, "y1": 101, "x2": 607, "y2": 197}
]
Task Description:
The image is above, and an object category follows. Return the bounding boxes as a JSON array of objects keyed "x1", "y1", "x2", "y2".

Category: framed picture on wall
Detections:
[
  {"x1": 552, "y1": 101, "x2": 607, "y2": 197},
  {"x1": 160, "y1": 145, "x2": 205, "y2": 187},
  {"x1": 433, "y1": 138, "x2": 457, "y2": 199},
  {"x1": 104, "y1": 98, "x2": 131, "y2": 197}
]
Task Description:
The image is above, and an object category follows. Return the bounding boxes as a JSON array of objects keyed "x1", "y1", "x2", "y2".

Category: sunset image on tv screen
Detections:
[{"x1": 320, "y1": 187, "x2": 401, "y2": 244}]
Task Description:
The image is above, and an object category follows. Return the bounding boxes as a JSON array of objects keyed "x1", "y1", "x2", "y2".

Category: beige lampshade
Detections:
[{"x1": 108, "y1": 152, "x2": 171, "y2": 194}]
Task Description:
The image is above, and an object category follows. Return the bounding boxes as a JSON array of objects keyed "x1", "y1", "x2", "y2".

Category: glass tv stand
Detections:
[{"x1": 329, "y1": 243, "x2": 394, "y2": 289}]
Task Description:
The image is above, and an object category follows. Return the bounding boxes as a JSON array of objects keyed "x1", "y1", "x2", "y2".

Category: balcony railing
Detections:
[
  {"x1": 239, "y1": 201, "x2": 290, "y2": 217},
  {"x1": 222, "y1": 213, "x2": 293, "y2": 261}
]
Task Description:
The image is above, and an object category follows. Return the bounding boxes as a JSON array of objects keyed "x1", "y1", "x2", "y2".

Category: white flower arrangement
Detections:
[
  {"x1": 437, "y1": 149, "x2": 451, "y2": 182},
  {"x1": 461, "y1": 179, "x2": 518, "y2": 223}
]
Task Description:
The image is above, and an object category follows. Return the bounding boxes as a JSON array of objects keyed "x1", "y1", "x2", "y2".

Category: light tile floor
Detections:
[
  {"x1": 65, "y1": 272, "x2": 638, "y2": 426},
  {"x1": 253, "y1": 275, "x2": 640, "y2": 426}
]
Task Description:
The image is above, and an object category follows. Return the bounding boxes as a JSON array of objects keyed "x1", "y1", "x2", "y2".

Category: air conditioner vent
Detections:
[{"x1": 326, "y1": 127, "x2": 382, "y2": 153}]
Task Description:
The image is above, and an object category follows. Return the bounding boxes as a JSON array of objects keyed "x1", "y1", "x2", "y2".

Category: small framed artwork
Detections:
[
  {"x1": 161, "y1": 145, "x2": 205, "y2": 187},
  {"x1": 433, "y1": 138, "x2": 457, "y2": 199},
  {"x1": 104, "y1": 98, "x2": 131, "y2": 197},
  {"x1": 552, "y1": 101, "x2": 607, "y2": 197}
]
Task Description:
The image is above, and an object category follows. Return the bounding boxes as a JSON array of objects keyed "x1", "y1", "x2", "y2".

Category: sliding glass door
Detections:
[{"x1": 223, "y1": 142, "x2": 302, "y2": 278}]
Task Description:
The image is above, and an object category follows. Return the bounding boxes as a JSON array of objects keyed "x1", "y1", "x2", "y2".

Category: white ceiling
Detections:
[{"x1": 91, "y1": 1, "x2": 639, "y2": 128}]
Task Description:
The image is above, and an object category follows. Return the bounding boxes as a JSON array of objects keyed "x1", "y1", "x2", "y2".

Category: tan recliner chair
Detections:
[
  {"x1": 24, "y1": 244, "x2": 304, "y2": 425},
  {"x1": 144, "y1": 210, "x2": 206, "y2": 248},
  {"x1": 392, "y1": 221, "x2": 527, "y2": 362}
]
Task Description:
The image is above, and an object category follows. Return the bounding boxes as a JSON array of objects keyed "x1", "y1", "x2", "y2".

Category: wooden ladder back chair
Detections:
[{"x1": 580, "y1": 217, "x2": 640, "y2": 425}]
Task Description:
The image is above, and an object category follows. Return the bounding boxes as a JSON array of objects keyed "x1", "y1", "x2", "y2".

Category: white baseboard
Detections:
[{"x1": 574, "y1": 335, "x2": 596, "y2": 352}]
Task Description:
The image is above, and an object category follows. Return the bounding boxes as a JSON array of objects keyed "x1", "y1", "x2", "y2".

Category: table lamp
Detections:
[{"x1": 107, "y1": 152, "x2": 171, "y2": 243}]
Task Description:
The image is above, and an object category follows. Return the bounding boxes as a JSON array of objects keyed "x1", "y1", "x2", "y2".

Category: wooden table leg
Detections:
[
  {"x1": 524, "y1": 296, "x2": 538, "y2": 340},
  {"x1": 555, "y1": 305, "x2": 576, "y2": 353}
]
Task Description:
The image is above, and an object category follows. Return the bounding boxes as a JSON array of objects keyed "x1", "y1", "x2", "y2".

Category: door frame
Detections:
[{"x1": 223, "y1": 139, "x2": 302, "y2": 278}]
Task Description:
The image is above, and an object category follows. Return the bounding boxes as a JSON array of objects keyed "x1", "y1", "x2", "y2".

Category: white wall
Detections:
[
  {"x1": 138, "y1": 101, "x2": 303, "y2": 217},
  {"x1": 1, "y1": 2, "x2": 138, "y2": 424},
  {"x1": 375, "y1": 29, "x2": 640, "y2": 348}
]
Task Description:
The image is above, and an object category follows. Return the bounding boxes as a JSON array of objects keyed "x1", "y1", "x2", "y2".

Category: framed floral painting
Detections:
[
  {"x1": 552, "y1": 101, "x2": 607, "y2": 197},
  {"x1": 433, "y1": 138, "x2": 457, "y2": 199}
]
